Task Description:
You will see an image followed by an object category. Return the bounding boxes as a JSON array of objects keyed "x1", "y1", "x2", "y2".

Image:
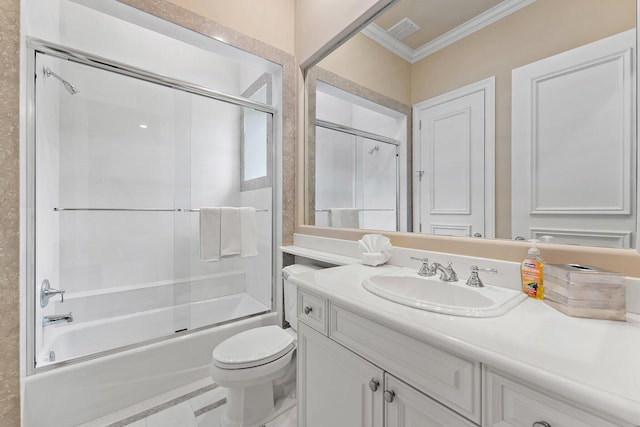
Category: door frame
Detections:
[{"x1": 413, "y1": 77, "x2": 496, "y2": 238}]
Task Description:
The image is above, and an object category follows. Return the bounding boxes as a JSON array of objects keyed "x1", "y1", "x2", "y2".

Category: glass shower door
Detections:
[
  {"x1": 32, "y1": 51, "x2": 274, "y2": 368},
  {"x1": 356, "y1": 138, "x2": 398, "y2": 231},
  {"x1": 34, "y1": 53, "x2": 188, "y2": 366},
  {"x1": 314, "y1": 126, "x2": 399, "y2": 231}
]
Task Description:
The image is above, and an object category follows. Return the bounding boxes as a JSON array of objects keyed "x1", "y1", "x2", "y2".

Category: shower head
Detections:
[{"x1": 44, "y1": 67, "x2": 79, "y2": 95}]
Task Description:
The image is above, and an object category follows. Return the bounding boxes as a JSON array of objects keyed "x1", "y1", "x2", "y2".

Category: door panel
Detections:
[
  {"x1": 417, "y1": 88, "x2": 487, "y2": 237},
  {"x1": 385, "y1": 374, "x2": 477, "y2": 427},
  {"x1": 511, "y1": 30, "x2": 636, "y2": 247},
  {"x1": 298, "y1": 323, "x2": 383, "y2": 427}
]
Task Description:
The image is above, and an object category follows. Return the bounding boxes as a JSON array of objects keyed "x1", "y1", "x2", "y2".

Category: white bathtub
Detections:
[
  {"x1": 38, "y1": 292, "x2": 269, "y2": 366},
  {"x1": 24, "y1": 297, "x2": 276, "y2": 427}
]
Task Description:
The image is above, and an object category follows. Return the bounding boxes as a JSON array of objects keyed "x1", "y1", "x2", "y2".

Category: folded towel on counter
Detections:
[
  {"x1": 240, "y1": 207, "x2": 258, "y2": 257},
  {"x1": 200, "y1": 207, "x2": 221, "y2": 262},
  {"x1": 221, "y1": 207, "x2": 242, "y2": 256},
  {"x1": 329, "y1": 208, "x2": 360, "y2": 228},
  {"x1": 358, "y1": 234, "x2": 392, "y2": 266}
]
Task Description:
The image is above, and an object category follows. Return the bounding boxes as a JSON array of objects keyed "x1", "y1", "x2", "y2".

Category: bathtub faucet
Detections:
[{"x1": 43, "y1": 312, "x2": 73, "y2": 326}]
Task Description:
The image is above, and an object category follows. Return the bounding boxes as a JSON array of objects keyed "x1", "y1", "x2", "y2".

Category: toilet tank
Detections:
[{"x1": 282, "y1": 264, "x2": 322, "y2": 332}]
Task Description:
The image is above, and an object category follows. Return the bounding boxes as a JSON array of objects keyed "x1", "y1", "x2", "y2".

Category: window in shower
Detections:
[
  {"x1": 29, "y1": 45, "x2": 278, "y2": 369},
  {"x1": 241, "y1": 73, "x2": 273, "y2": 191}
]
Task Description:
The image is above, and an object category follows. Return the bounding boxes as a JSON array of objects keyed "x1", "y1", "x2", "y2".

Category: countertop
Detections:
[{"x1": 289, "y1": 263, "x2": 640, "y2": 425}]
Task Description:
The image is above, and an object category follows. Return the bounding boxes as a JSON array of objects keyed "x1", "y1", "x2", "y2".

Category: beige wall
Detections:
[
  {"x1": 411, "y1": 0, "x2": 636, "y2": 238},
  {"x1": 295, "y1": 0, "x2": 394, "y2": 68},
  {"x1": 318, "y1": 33, "x2": 412, "y2": 105},
  {"x1": 0, "y1": 0, "x2": 21, "y2": 424},
  {"x1": 168, "y1": 0, "x2": 295, "y2": 54}
]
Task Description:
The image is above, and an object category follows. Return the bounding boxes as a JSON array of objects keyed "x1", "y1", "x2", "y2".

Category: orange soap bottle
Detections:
[{"x1": 521, "y1": 239, "x2": 544, "y2": 299}]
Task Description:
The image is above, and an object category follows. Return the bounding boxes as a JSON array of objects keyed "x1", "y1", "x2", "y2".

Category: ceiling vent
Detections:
[{"x1": 386, "y1": 17, "x2": 420, "y2": 40}]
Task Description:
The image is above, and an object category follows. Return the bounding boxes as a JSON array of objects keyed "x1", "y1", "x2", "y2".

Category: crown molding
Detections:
[
  {"x1": 362, "y1": 0, "x2": 536, "y2": 64},
  {"x1": 361, "y1": 23, "x2": 414, "y2": 62}
]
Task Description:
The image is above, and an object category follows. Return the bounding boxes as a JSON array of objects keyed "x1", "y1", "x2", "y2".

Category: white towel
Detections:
[
  {"x1": 200, "y1": 207, "x2": 221, "y2": 262},
  {"x1": 240, "y1": 207, "x2": 258, "y2": 257},
  {"x1": 357, "y1": 234, "x2": 393, "y2": 266},
  {"x1": 221, "y1": 207, "x2": 241, "y2": 256},
  {"x1": 329, "y1": 208, "x2": 360, "y2": 228}
]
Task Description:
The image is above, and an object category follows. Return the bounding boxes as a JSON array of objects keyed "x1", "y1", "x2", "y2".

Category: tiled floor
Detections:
[{"x1": 79, "y1": 377, "x2": 297, "y2": 427}]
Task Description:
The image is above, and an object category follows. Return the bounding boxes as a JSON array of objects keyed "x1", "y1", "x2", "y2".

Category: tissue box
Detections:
[{"x1": 544, "y1": 264, "x2": 626, "y2": 321}]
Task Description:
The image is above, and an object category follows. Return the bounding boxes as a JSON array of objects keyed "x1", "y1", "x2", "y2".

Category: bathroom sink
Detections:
[{"x1": 362, "y1": 269, "x2": 526, "y2": 318}]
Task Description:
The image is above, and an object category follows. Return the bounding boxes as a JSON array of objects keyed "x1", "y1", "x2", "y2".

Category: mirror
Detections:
[{"x1": 305, "y1": 0, "x2": 637, "y2": 249}]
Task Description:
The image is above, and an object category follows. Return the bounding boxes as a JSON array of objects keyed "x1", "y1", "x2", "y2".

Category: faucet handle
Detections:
[
  {"x1": 445, "y1": 262, "x2": 458, "y2": 282},
  {"x1": 40, "y1": 279, "x2": 66, "y2": 308},
  {"x1": 466, "y1": 265, "x2": 497, "y2": 287},
  {"x1": 410, "y1": 257, "x2": 432, "y2": 276}
]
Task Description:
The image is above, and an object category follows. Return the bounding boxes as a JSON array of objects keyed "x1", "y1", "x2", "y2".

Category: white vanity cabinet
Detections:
[
  {"x1": 297, "y1": 322, "x2": 475, "y2": 427},
  {"x1": 297, "y1": 289, "x2": 481, "y2": 427},
  {"x1": 297, "y1": 292, "x2": 635, "y2": 427}
]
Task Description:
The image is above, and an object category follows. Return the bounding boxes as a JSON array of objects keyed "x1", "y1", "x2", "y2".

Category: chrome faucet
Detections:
[
  {"x1": 43, "y1": 313, "x2": 73, "y2": 326},
  {"x1": 465, "y1": 265, "x2": 497, "y2": 287},
  {"x1": 430, "y1": 262, "x2": 458, "y2": 282},
  {"x1": 410, "y1": 257, "x2": 433, "y2": 277}
]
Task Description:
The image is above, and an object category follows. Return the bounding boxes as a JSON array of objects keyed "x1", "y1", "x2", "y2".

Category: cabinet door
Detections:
[
  {"x1": 298, "y1": 322, "x2": 384, "y2": 427},
  {"x1": 385, "y1": 374, "x2": 477, "y2": 427}
]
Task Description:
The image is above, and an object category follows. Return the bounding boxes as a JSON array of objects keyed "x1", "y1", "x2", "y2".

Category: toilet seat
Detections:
[{"x1": 213, "y1": 325, "x2": 295, "y2": 369}]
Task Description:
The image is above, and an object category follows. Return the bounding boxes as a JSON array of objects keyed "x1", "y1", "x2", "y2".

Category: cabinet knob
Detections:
[
  {"x1": 303, "y1": 306, "x2": 312, "y2": 315},
  {"x1": 368, "y1": 379, "x2": 379, "y2": 392},
  {"x1": 383, "y1": 390, "x2": 395, "y2": 403},
  {"x1": 532, "y1": 422, "x2": 551, "y2": 427}
]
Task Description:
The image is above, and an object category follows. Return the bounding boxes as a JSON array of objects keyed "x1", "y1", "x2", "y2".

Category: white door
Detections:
[
  {"x1": 297, "y1": 322, "x2": 384, "y2": 427},
  {"x1": 385, "y1": 374, "x2": 477, "y2": 427},
  {"x1": 415, "y1": 78, "x2": 494, "y2": 238},
  {"x1": 512, "y1": 30, "x2": 636, "y2": 248}
]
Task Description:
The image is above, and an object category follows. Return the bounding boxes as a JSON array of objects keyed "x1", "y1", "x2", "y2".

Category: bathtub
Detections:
[
  {"x1": 24, "y1": 297, "x2": 276, "y2": 427},
  {"x1": 38, "y1": 292, "x2": 269, "y2": 366}
]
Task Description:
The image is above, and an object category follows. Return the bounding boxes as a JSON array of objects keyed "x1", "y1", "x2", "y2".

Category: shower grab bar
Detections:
[
  {"x1": 54, "y1": 207, "x2": 269, "y2": 212},
  {"x1": 315, "y1": 208, "x2": 395, "y2": 212}
]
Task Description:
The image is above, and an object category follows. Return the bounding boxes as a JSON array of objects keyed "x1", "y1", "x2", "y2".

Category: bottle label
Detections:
[{"x1": 522, "y1": 260, "x2": 543, "y2": 299}]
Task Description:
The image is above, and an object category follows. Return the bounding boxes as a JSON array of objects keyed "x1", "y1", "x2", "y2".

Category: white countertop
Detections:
[
  {"x1": 289, "y1": 263, "x2": 640, "y2": 425},
  {"x1": 280, "y1": 245, "x2": 360, "y2": 266}
]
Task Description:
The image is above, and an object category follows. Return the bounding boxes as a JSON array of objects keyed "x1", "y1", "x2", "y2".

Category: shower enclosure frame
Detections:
[{"x1": 24, "y1": 38, "x2": 280, "y2": 375}]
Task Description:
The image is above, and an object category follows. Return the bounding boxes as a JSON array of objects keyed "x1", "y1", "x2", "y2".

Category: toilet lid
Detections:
[{"x1": 213, "y1": 325, "x2": 295, "y2": 369}]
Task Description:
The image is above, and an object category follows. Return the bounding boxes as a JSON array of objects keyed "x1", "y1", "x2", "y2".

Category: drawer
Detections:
[
  {"x1": 298, "y1": 290, "x2": 328, "y2": 334},
  {"x1": 329, "y1": 304, "x2": 481, "y2": 423},
  {"x1": 484, "y1": 368, "x2": 626, "y2": 427}
]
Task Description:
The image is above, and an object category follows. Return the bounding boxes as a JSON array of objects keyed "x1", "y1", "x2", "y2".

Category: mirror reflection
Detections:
[{"x1": 305, "y1": 0, "x2": 637, "y2": 248}]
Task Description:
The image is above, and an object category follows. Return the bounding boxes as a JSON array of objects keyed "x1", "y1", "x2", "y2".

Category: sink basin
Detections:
[{"x1": 362, "y1": 269, "x2": 526, "y2": 318}]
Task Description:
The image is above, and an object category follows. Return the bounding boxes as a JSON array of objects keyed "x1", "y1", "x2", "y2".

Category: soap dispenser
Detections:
[{"x1": 521, "y1": 239, "x2": 544, "y2": 299}]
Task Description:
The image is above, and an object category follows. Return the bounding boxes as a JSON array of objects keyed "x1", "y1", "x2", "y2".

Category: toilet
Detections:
[{"x1": 210, "y1": 264, "x2": 320, "y2": 427}]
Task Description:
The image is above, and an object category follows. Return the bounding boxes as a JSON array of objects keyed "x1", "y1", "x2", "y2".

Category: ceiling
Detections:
[{"x1": 363, "y1": 0, "x2": 536, "y2": 63}]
